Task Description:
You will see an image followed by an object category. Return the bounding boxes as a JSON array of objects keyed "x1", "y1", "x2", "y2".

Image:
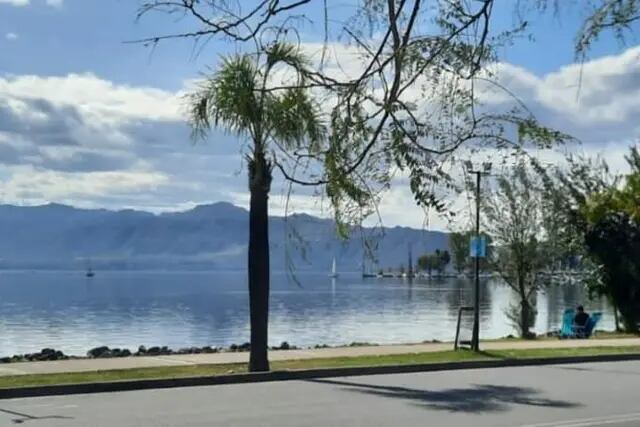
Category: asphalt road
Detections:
[{"x1": 1, "y1": 361, "x2": 639, "y2": 426}]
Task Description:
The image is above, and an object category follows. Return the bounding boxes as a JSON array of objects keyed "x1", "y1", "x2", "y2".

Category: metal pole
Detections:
[{"x1": 472, "y1": 171, "x2": 481, "y2": 352}]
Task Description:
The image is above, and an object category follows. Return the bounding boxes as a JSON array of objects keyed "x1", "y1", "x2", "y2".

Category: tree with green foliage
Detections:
[
  {"x1": 484, "y1": 161, "x2": 555, "y2": 338},
  {"x1": 417, "y1": 250, "x2": 451, "y2": 276},
  {"x1": 439, "y1": 250, "x2": 451, "y2": 275},
  {"x1": 138, "y1": 1, "x2": 569, "y2": 371},
  {"x1": 187, "y1": 43, "x2": 325, "y2": 371},
  {"x1": 532, "y1": 151, "x2": 625, "y2": 329},
  {"x1": 581, "y1": 147, "x2": 640, "y2": 332},
  {"x1": 138, "y1": 1, "x2": 568, "y2": 227},
  {"x1": 533, "y1": 0, "x2": 640, "y2": 60},
  {"x1": 448, "y1": 230, "x2": 493, "y2": 274},
  {"x1": 449, "y1": 232, "x2": 469, "y2": 274},
  {"x1": 417, "y1": 254, "x2": 435, "y2": 276}
]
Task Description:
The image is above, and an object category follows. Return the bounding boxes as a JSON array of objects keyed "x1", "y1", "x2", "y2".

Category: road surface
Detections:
[{"x1": 1, "y1": 361, "x2": 639, "y2": 426}]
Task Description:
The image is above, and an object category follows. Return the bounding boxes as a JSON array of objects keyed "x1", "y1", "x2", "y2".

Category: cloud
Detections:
[
  {"x1": 478, "y1": 47, "x2": 640, "y2": 144},
  {"x1": 0, "y1": 0, "x2": 29, "y2": 6},
  {"x1": 5, "y1": 32, "x2": 18, "y2": 40},
  {"x1": 0, "y1": 72, "x2": 247, "y2": 212},
  {"x1": 0, "y1": 166, "x2": 169, "y2": 204},
  {"x1": 2, "y1": 45, "x2": 640, "y2": 228},
  {"x1": 0, "y1": 74, "x2": 183, "y2": 126},
  {"x1": 0, "y1": 0, "x2": 62, "y2": 6}
]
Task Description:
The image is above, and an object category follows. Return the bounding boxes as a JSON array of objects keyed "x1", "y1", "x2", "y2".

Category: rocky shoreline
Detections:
[
  {"x1": 0, "y1": 340, "x2": 450, "y2": 364},
  {"x1": 0, "y1": 342, "x2": 300, "y2": 364}
]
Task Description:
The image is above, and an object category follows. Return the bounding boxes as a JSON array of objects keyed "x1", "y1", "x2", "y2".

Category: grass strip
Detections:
[{"x1": 1, "y1": 345, "x2": 638, "y2": 390}]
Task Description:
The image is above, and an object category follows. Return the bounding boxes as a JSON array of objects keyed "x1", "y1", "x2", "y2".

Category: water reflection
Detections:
[{"x1": 0, "y1": 271, "x2": 613, "y2": 356}]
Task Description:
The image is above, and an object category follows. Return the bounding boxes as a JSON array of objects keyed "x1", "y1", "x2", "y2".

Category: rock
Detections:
[
  {"x1": 108, "y1": 348, "x2": 128, "y2": 358},
  {"x1": 87, "y1": 346, "x2": 111, "y2": 358},
  {"x1": 146, "y1": 346, "x2": 161, "y2": 355}
]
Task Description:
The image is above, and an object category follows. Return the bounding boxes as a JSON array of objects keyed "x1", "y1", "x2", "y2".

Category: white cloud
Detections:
[
  {"x1": 5, "y1": 32, "x2": 18, "y2": 40},
  {"x1": 482, "y1": 46, "x2": 640, "y2": 128},
  {"x1": 0, "y1": 0, "x2": 62, "y2": 6},
  {"x1": 2, "y1": 43, "x2": 640, "y2": 228},
  {"x1": 0, "y1": 165, "x2": 169, "y2": 205},
  {"x1": 0, "y1": 74, "x2": 184, "y2": 125},
  {"x1": 0, "y1": 0, "x2": 29, "y2": 6}
]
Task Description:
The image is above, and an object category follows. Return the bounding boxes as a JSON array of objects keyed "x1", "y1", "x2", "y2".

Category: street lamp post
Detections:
[{"x1": 465, "y1": 161, "x2": 491, "y2": 352}]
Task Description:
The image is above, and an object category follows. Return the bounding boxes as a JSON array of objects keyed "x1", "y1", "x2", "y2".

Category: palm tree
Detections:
[{"x1": 188, "y1": 43, "x2": 325, "y2": 371}]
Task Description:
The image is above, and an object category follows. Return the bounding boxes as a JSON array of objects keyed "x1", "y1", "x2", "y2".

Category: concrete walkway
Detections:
[{"x1": 0, "y1": 338, "x2": 638, "y2": 377}]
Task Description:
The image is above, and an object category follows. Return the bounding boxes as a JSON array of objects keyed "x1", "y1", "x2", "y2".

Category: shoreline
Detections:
[{"x1": 2, "y1": 331, "x2": 634, "y2": 365}]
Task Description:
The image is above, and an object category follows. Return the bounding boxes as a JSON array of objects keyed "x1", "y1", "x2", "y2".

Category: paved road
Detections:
[{"x1": 1, "y1": 361, "x2": 639, "y2": 426}]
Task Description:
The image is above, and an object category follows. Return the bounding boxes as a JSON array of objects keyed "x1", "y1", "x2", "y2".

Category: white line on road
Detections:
[{"x1": 521, "y1": 413, "x2": 640, "y2": 427}]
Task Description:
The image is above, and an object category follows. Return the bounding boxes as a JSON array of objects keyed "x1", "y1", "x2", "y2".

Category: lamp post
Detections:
[{"x1": 465, "y1": 161, "x2": 491, "y2": 352}]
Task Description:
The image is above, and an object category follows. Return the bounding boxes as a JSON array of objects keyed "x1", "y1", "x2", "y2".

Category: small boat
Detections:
[
  {"x1": 85, "y1": 258, "x2": 95, "y2": 278},
  {"x1": 329, "y1": 257, "x2": 339, "y2": 278}
]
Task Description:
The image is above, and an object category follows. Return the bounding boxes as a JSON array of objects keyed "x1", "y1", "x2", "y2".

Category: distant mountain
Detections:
[{"x1": 0, "y1": 202, "x2": 449, "y2": 271}]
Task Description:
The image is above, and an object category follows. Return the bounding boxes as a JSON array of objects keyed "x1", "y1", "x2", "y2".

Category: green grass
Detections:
[
  {"x1": 481, "y1": 331, "x2": 639, "y2": 343},
  {"x1": 1, "y1": 345, "x2": 638, "y2": 390}
]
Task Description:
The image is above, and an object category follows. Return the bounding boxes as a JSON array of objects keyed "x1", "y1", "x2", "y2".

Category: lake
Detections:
[{"x1": 0, "y1": 270, "x2": 615, "y2": 356}]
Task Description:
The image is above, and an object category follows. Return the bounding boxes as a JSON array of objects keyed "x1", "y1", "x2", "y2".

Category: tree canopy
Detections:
[{"x1": 137, "y1": 1, "x2": 570, "y2": 233}]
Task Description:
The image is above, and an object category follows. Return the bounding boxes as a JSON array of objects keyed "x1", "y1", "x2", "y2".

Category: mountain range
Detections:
[{"x1": 0, "y1": 202, "x2": 450, "y2": 272}]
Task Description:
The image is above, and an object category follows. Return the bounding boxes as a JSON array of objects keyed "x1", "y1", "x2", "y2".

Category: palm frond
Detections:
[
  {"x1": 265, "y1": 42, "x2": 311, "y2": 70},
  {"x1": 266, "y1": 87, "x2": 326, "y2": 151},
  {"x1": 188, "y1": 55, "x2": 260, "y2": 140}
]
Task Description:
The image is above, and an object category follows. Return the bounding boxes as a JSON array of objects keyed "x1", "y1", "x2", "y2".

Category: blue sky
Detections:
[{"x1": 1, "y1": 0, "x2": 639, "y2": 229}]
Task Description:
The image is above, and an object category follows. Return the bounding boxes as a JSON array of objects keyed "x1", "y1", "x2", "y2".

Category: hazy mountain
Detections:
[{"x1": 0, "y1": 202, "x2": 449, "y2": 272}]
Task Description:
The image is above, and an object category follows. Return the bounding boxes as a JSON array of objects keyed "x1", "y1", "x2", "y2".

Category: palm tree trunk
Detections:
[{"x1": 247, "y1": 152, "x2": 272, "y2": 372}]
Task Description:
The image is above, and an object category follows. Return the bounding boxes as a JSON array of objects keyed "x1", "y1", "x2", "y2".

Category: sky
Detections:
[{"x1": 1, "y1": 0, "x2": 639, "y2": 231}]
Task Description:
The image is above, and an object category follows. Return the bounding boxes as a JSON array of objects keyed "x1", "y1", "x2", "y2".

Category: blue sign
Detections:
[{"x1": 469, "y1": 237, "x2": 486, "y2": 258}]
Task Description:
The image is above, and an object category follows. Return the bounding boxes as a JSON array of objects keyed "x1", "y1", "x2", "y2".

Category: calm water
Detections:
[{"x1": 0, "y1": 271, "x2": 615, "y2": 356}]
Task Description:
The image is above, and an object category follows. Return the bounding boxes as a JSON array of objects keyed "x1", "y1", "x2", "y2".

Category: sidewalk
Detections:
[{"x1": 0, "y1": 338, "x2": 638, "y2": 377}]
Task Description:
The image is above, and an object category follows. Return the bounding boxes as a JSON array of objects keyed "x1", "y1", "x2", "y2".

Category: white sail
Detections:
[{"x1": 330, "y1": 257, "x2": 338, "y2": 278}]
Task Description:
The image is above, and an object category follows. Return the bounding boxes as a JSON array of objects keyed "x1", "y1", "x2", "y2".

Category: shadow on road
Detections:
[
  {"x1": 0, "y1": 408, "x2": 73, "y2": 424},
  {"x1": 309, "y1": 379, "x2": 580, "y2": 413},
  {"x1": 549, "y1": 365, "x2": 640, "y2": 376}
]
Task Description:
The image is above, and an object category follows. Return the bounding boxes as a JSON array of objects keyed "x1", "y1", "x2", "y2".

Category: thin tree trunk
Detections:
[
  {"x1": 518, "y1": 274, "x2": 532, "y2": 339},
  {"x1": 520, "y1": 299, "x2": 530, "y2": 338},
  {"x1": 247, "y1": 152, "x2": 272, "y2": 372}
]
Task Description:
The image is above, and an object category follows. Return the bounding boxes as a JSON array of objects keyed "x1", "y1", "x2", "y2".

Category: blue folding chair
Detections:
[
  {"x1": 560, "y1": 309, "x2": 575, "y2": 338},
  {"x1": 583, "y1": 312, "x2": 603, "y2": 338}
]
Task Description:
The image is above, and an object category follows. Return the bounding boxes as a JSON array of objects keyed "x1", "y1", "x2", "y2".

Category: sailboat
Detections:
[
  {"x1": 406, "y1": 243, "x2": 415, "y2": 279},
  {"x1": 329, "y1": 257, "x2": 339, "y2": 278},
  {"x1": 85, "y1": 258, "x2": 95, "y2": 278}
]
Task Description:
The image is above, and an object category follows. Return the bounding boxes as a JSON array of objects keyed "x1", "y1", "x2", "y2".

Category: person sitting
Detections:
[{"x1": 573, "y1": 305, "x2": 590, "y2": 337}]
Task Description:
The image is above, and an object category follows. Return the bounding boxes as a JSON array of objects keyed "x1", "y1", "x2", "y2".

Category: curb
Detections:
[{"x1": 1, "y1": 353, "x2": 639, "y2": 400}]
